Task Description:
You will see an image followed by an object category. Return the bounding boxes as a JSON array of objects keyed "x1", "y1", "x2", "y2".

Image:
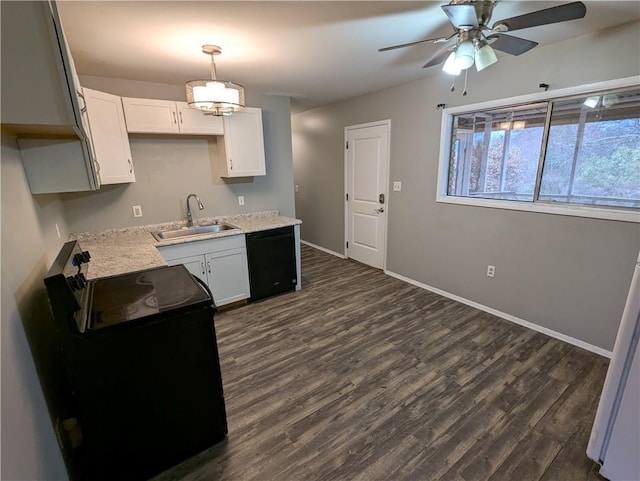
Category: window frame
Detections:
[{"x1": 436, "y1": 76, "x2": 640, "y2": 223}]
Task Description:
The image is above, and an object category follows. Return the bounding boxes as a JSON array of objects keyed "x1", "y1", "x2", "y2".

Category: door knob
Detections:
[{"x1": 374, "y1": 207, "x2": 385, "y2": 213}]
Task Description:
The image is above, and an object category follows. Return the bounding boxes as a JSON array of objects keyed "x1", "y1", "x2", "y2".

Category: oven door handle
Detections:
[{"x1": 191, "y1": 274, "x2": 216, "y2": 310}]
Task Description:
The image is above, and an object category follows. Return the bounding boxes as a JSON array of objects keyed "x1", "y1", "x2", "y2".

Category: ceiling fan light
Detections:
[
  {"x1": 475, "y1": 44, "x2": 497, "y2": 72},
  {"x1": 442, "y1": 52, "x2": 462, "y2": 75},
  {"x1": 454, "y1": 40, "x2": 475, "y2": 70}
]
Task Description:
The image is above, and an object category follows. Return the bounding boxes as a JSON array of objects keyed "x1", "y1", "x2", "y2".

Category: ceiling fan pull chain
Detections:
[
  {"x1": 462, "y1": 69, "x2": 468, "y2": 96},
  {"x1": 450, "y1": 75, "x2": 456, "y2": 92}
]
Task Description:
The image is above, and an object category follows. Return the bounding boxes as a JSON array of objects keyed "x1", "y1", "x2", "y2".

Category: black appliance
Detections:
[
  {"x1": 246, "y1": 226, "x2": 297, "y2": 301},
  {"x1": 43, "y1": 240, "x2": 227, "y2": 481}
]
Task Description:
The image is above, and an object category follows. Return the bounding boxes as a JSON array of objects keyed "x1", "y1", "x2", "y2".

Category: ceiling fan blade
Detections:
[
  {"x1": 491, "y1": 1, "x2": 586, "y2": 32},
  {"x1": 487, "y1": 33, "x2": 538, "y2": 56},
  {"x1": 378, "y1": 34, "x2": 452, "y2": 52},
  {"x1": 422, "y1": 47, "x2": 454, "y2": 69},
  {"x1": 441, "y1": 4, "x2": 478, "y2": 29}
]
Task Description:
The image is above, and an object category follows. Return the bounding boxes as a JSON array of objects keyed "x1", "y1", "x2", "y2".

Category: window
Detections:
[{"x1": 440, "y1": 80, "x2": 640, "y2": 222}]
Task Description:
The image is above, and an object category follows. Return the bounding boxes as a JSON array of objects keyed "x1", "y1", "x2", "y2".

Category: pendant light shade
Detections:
[{"x1": 185, "y1": 45, "x2": 245, "y2": 116}]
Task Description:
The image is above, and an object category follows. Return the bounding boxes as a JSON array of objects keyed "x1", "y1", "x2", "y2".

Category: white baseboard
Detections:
[
  {"x1": 385, "y1": 270, "x2": 612, "y2": 359},
  {"x1": 301, "y1": 240, "x2": 346, "y2": 259}
]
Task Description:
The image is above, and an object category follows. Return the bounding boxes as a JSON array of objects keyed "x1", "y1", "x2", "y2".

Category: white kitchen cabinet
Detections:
[
  {"x1": 122, "y1": 98, "x2": 224, "y2": 135},
  {"x1": 205, "y1": 249, "x2": 251, "y2": 306},
  {"x1": 176, "y1": 102, "x2": 224, "y2": 135},
  {"x1": 218, "y1": 107, "x2": 266, "y2": 177},
  {"x1": 157, "y1": 235, "x2": 250, "y2": 307},
  {"x1": 82, "y1": 88, "x2": 135, "y2": 185},
  {"x1": 2, "y1": 0, "x2": 100, "y2": 193}
]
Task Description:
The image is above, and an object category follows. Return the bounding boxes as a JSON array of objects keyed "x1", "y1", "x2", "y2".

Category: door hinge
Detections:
[
  {"x1": 346, "y1": 193, "x2": 349, "y2": 201},
  {"x1": 346, "y1": 141, "x2": 349, "y2": 149},
  {"x1": 346, "y1": 241, "x2": 349, "y2": 249}
]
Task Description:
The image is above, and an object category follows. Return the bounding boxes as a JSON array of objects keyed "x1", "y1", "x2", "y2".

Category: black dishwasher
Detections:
[{"x1": 246, "y1": 226, "x2": 297, "y2": 301}]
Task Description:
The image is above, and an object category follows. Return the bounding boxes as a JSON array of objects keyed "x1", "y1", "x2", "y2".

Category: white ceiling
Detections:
[{"x1": 57, "y1": 1, "x2": 640, "y2": 113}]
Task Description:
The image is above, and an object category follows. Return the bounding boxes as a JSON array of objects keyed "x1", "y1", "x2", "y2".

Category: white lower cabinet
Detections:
[{"x1": 157, "y1": 235, "x2": 250, "y2": 307}]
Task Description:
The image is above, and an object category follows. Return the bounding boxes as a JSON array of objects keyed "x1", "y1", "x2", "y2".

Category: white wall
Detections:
[
  {"x1": 292, "y1": 22, "x2": 640, "y2": 352},
  {"x1": 1, "y1": 132, "x2": 70, "y2": 480}
]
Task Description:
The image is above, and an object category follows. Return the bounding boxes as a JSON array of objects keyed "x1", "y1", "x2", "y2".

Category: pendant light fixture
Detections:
[{"x1": 185, "y1": 45, "x2": 245, "y2": 116}]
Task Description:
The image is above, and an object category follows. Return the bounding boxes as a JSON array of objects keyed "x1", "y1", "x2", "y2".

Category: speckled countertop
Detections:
[{"x1": 71, "y1": 210, "x2": 301, "y2": 280}]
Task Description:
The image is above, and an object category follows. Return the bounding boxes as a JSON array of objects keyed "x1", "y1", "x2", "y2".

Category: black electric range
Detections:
[{"x1": 43, "y1": 240, "x2": 228, "y2": 481}]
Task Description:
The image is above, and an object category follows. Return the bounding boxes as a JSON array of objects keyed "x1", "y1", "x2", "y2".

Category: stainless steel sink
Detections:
[{"x1": 152, "y1": 223, "x2": 238, "y2": 241}]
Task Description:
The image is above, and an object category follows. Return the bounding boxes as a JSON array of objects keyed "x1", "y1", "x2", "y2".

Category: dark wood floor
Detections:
[{"x1": 153, "y1": 244, "x2": 609, "y2": 481}]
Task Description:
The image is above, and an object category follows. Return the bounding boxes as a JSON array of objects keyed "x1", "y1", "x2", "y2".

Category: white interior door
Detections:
[{"x1": 345, "y1": 121, "x2": 390, "y2": 269}]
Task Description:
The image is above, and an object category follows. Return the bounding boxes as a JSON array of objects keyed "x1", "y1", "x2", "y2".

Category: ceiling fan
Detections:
[{"x1": 379, "y1": 1, "x2": 587, "y2": 75}]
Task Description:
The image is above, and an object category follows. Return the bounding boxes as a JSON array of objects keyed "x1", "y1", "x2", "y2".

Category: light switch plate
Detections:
[
  {"x1": 238, "y1": 196, "x2": 245, "y2": 206},
  {"x1": 132, "y1": 205, "x2": 143, "y2": 217}
]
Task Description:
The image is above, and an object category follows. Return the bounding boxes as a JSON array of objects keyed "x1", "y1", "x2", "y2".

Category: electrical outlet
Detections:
[
  {"x1": 132, "y1": 205, "x2": 143, "y2": 218},
  {"x1": 487, "y1": 265, "x2": 495, "y2": 278},
  {"x1": 295, "y1": 184, "x2": 299, "y2": 193},
  {"x1": 393, "y1": 181, "x2": 402, "y2": 192},
  {"x1": 238, "y1": 196, "x2": 245, "y2": 206}
]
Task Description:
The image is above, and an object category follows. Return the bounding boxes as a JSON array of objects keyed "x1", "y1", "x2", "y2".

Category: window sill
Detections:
[{"x1": 436, "y1": 195, "x2": 640, "y2": 223}]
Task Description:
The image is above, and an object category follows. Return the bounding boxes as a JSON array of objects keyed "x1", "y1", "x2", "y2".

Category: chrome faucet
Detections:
[{"x1": 186, "y1": 193, "x2": 204, "y2": 227}]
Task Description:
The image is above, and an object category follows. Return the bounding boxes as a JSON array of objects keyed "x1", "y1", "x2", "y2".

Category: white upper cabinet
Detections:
[
  {"x1": 121, "y1": 98, "x2": 179, "y2": 134},
  {"x1": 176, "y1": 102, "x2": 224, "y2": 135},
  {"x1": 82, "y1": 88, "x2": 135, "y2": 185},
  {"x1": 122, "y1": 98, "x2": 223, "y2": 135},
  {"x1": 218, "y1": 107, "x2": 266, "y2": 177},
  {"x1": 1, "y1": 0, "x2": 100, "y2": 193}
]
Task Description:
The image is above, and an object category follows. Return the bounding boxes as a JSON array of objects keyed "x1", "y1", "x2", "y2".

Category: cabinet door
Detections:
[
  {"x1": 2, "y1": 1, "x2": 99, "y2": 192},
  {"x1": 205, "y1": 249, "x2": 250, "y2": 306},
  {"x1": 219, "y1": 107, "x2": 266, "y2": 177},
  {"x1": 82, "y1": 88, "x2": 135, "y2": 184},
  {"x1": 122, "y1": 98, "x2": 179, "y2": 134},
  {"x1": 176, "y1": 102, "x2": 224, "y2": 135},
  {"x1": 165, "y1": 255, "x2": 207, "y2": 283}
]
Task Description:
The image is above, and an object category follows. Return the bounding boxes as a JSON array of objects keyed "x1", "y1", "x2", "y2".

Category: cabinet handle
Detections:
[
  {"x1": 128, "y1": 159, "x2": 133, "y2": 173},
  {"x1": 172, "y1": 111, "x2": 177, "y2": 124},
  {"x1": 201, "y1": 262, "x2": 206, "y2": 276},
  {"x1": 207, "y1": 261, "x2": 211, "y2": 274},
  {"x1": 77, "y1": 90, "x2": 87, "y2": 113},
  {"x1": 179, "y1": 111, "x2": 183, "y2": 124}
]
